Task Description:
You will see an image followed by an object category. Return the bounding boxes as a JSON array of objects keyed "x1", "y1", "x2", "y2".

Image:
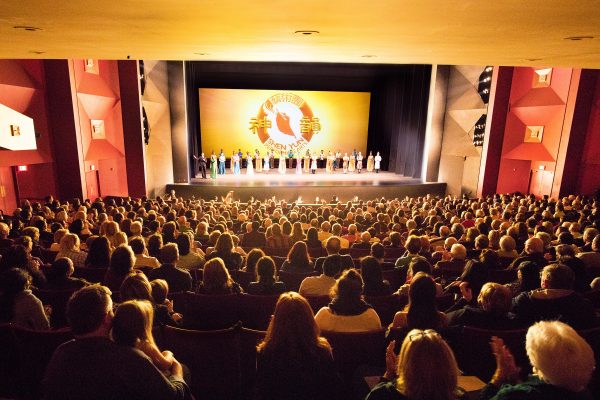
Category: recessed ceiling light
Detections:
[
  {"x1": 294, "y1": 30, "x2": 319, "y2": 36},
  {"x1": 29, "y1": 50, "x2": 45, "y2": 54},
  {"x1": 194, "y1": 52, "x2": 209, "y2": 56},
  {"x1": 526, "y1": 58, "x2": 542, "y2": 62},
  {"x1": 361, "y1": 55, "x2": 376, "y2": 58},
  {"x1": 564, "y1": 36, "x2": 594, "y2": 41},
  {"x1": 13, "y1": 25, "x2": 42, "y2": 32}
]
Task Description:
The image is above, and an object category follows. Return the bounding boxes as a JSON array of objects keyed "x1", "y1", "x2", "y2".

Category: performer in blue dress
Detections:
[
  {"x1": 218, "y1": 150, "x2": 226, "y2": 175},
  {"x1": 233, "y1": 152, "x2": 241, "y2": 175}
]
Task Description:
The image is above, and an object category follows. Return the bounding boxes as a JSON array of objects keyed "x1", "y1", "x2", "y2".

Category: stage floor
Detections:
[{"x1": 168, "y1": 171, "x2": 446, "y2": 202}]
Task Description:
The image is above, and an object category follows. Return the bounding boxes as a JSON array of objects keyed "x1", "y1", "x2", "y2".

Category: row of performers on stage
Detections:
[{"x1": 194, "y1": 150, "x2": 383, "y2": 179}]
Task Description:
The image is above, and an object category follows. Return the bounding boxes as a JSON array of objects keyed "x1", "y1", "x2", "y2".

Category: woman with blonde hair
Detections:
[
  {"x1": 256, "y1": 292, "x2": 341, "y2": 400},
  {"x1": 289, "y1": 222, "x2": 306, "y2": 244},
  {"x1": 112, "y1": 300, "x2": 174, "y2": 373},
  {"x1": 56, "y1": 232, "x2": 87, "y2": 268},
  {"x1": 205, "y1": 232, "x2": 244, "y2": 270},
  {"x1": 196, "y1": 257, "x2": 242, "y2": 295},
  {"x1": 266, "y1": 223, "x2": 290, "y2": 249},
  {"x1": 366, "y1": 329, "x2": 459, "y2": 400}
]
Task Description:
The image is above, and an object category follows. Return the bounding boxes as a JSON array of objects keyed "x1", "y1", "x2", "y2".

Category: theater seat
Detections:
[
  {"x1": 13, "y1": 326, "x2": 74, "y2": 399},
  {"x1": 488, "y1": 268, "x2": 517, "y2": 284},
  {"x1": 364, "y1": 294, "x2": 407, "y2": 326},
  {"x1": 278, "y1": 270, "x2": 318, "y2": 292},
  {"x1": 238, "y1": 294, "x2": 279, "y2": 330},
  {"x1": 382, "y1": 268, "x2": 405, "y2": 291},
  {"x1": 40, "y1": 248, "x2": 58, "y2": 264},
  {"x1": 230, "y1": 269, "x2": 254, "y2": 291},
  {"x1": 0, "y1": 324, "x2": 18, "y2": 398},
  {"x1": 174, "y1": 292, "x2": 242, "y2": 330},
  {"x1": 304, "y1": 294, "x2": 331, "y2": 314},
  {"x1": 321, "y1": 328, "x2": 387, "y2": 378},
  {"x1": 161, "y1": 325, "x2": 241, "y2": 400},
  {"x1": 238, "y1": 327, "x2": 266, "y2": 398},
  {"x1": 73, "y1": 267, "x2": 107, "y2": 284}
]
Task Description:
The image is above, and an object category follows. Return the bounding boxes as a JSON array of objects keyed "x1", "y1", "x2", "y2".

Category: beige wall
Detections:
[
  {"x1": 142, "y1": 60, "x2": 174, "y2": 198},
  {"x1": 437, "y1": 66, "x2": 488, "y2": 196}
]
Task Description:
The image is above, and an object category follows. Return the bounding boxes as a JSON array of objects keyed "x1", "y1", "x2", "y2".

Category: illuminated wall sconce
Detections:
[
  {"x1": 524, "y1": 125, "x2": 544, "y2": 143},
  {"x1": 90, "y1": 164, "x2": 96, "y2": 171},
  {"x1": 533, "y1": 68, "x2": 552, "y2": 87},
  {"x1": 90, "y1": 120, "x2": 105, "y2": 139},
  {"x1": 84, "y1": 59, "x2": 99, "y2": 74},
  {"x1": 10, "y1": 124, "x2": 21, "y2": 137},
  {"x1": 17, "y1": 165, "x2": 28, "y2": 172}
]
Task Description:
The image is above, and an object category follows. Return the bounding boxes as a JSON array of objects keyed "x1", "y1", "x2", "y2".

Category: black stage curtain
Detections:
[{"x1": 185, "y1": 62, "x2": 431, "y2": 179}]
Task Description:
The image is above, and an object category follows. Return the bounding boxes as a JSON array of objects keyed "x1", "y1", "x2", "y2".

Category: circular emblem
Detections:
[{"x1": 249, "y1": 92, "x2": 320, "y2": 153}]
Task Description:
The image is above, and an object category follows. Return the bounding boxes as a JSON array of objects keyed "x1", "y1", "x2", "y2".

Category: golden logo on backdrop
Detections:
[{"x1": 249, "y1": 93, "x2": 320, "y2": 153}]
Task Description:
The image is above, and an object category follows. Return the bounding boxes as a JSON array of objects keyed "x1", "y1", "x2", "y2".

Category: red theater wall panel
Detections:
[
  {"x1": 577, "y1": 73, "x2": 600, "y2": 195},
  {"x1": 496, "y1": 67, "x2": 572, "y2": 196}
]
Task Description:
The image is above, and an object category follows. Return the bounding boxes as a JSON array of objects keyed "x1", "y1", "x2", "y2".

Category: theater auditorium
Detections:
[{"x1": 1, "y1": 2, "x2": 600, "y2": 399}]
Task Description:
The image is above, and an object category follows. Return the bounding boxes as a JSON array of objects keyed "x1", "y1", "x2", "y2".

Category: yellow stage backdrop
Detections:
[{"x1": 199, "y1": 89, "x2": 370, "y2": 156}]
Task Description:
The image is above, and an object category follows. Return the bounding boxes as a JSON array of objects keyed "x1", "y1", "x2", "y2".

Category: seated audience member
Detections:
[
  {"x1": 56, "y1": 233, "x2": 87, "y2": 269},
  {"x1": 396, "y1": 256, "x2": 443, "y2": 297},
  {"x1": 577, "y1": 234, "x2": 600, "y2": 273},
  {"x1": 505, "y1": 261, "x2": 541, "y2": 297},
  {"x1": 49, "y1": 228, "x2": 67, "y2": 252},
  {"x1": 351, "y1": 231, "x2": 373, "y2": 250},
  {"x1": 366, "y1": 329, "x2": 459, "y2": 400},
  {"x1": 150, "y1": 279, "x2": 183, "y2": 325},
  {"x1": 304, "y1": 227, "x2": 324, "y2": 249},
  {"x1": 0, "y1": 268, "x2": 50, "y2": 330},
  {"x1": 314, "y1": 269, "x2": 381, "y2": 332},
  {"x1": 194, "y1": 221, "x2": 210, "y2": 244},
  {"x1": 131, "y1": 237, "x2": 160, "y2": 270},
  {"x1": 196, "y1": 257, "x2": 242, "y2": 295},
  {"x1": 299, "y1": 255, "x2": 342, "y2": 297},
  {"x1": 175, "y1": 233, "x2": 204, "y2": 270},
  {"x1": 341, "y1": 224, "x2": 359, "y2": 246},
  {"x1": 509, "y1": 237, "x2": 548, "y2": 270},
  {"x1": 390, "y1": 272, "x2": 447, "y2": 331},
  {"x1": 329, "y1": 224, "x2": 349, "y2": 249},
  {"x1": 370, "y1": 243, "x2": 395, "y2": 270},
  {"x1": 317, "y1": 221, "x2": 333, "y2": 242},
  {"x1": 103, "y1": 245, "x2": 135, "y2": 292},
  {"x1": 445, "y1": 260, "x2": 489, "y2": 311},
  {"x1": 497, "y1": 235, "x2": 519, "y2": 259},
  {"x1": 256, "y1": 292, "x2": 341, "y2": 400},
  {"x1": 395, "y1": 235, "x2": 422, "y2": 269},
  {"x1": 148, "y1": 243, "x2": 193, "y2": 293},
  {"x1": 281, "y1": 241, "x2": 314, "y2": 273},
  {"x1": 556, "y1": 244, "x2": 588, "y2": 292},
  {"x1": 479, "y1": 248, "x2": 501, "y2": 270},
  {"x1": 247, "y1": 256, "x2": 286, "y2": 295},
  {"x1": 360, "y1": 256, "x2": 392, "y2": 297},
  {"x1": 314, "y1": 236, "x2": 355, "y2": 273},
  {"x1": 446, "y1": 282, "x2": 520, "y2": 329},
  {"x1": 512, "y1": 263, "x2": 598, "y2": 329},
  {"x1": 434, "y1": 243, "x2": 467, "y2": 277},
  {"x1": 147, "y1": 234, "x2": 163, "y2": 260},
  {"x1": 0, "y1": 222, "x2": 13, "y2": 248},
  {"x1": 480, "y1": 321, "x2": 595, "y2": 400},
  {"x1": 112, "y1": 300, "x2": 175, "y2": 373},
  {"x1": 205, "y1": 233, "x2": 244, "y2": 270},
  {"x1": 1, "y1": 243, "x2": 47, "y2": 288},
  {"x1": 120, "y1": 273, "x2": 181, "y2": 326},
  {"x1": 288, "y1": 222, "x2": 306, "y2": 244},
  {"x1": 241, "y1": 221, "x2": 267, "y2": 248},
  {"x1": 45, "y1": 257, "x2": 88, "y2": 291},
  {"x1": 243, "y1": 248, "x2": 265, "y2": 274},
  {"x1": 42, "y1": 285, "x2": 190, "y2": 399},
  {"x1": 85, "y1": 236, "x2": 111, "y2": 269}
]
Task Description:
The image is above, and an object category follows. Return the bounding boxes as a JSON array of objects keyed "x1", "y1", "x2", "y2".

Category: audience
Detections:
[
  {"x1": 103, "y1": 245, "x2": 135, "y2": 292},
  {"x1": 0, "y1": 268, "x2": 50, "y2": 330},
  {"x1": 148, "y1": 243, "x2": 193, "y2": 293},
  {"x1": 281, "y1": 241, "x2": 314, "y2": 273},
  {"x1": 45, "y1": 258, "x2": 88, "y2": 291},
  {"x1": 299, "y1": 255, "x2": 341, "y2": 297},
  {"x1": 247, "y1": 256, "x2": 287, "y2": 295},
  {"x1": 196, "y1": 258, "x2": 242, "y2": 295},
  {"x1": 360, "y1": 256, "x2": 392, "y2": 296}
]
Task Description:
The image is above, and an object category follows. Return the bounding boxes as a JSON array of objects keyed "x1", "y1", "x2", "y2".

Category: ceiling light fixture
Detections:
[
  {"x1": 13, "y1": 25, "x2": 42, "y2": 32},
  {"x1": 564, "y1": 36, "x2": 594, "y2": 41},
  {"x1": 361, "y1": 55, "x2": 376, "y2": 58},
  {"x1": 29, "y1": 50, "x2": 45, "y2": 54},
  {"x1": 294, "y1": 30, "x2": 319, "y2": 36},
  {"x1": 194, "y1": 52, "x2": 209, "y2": 56}
]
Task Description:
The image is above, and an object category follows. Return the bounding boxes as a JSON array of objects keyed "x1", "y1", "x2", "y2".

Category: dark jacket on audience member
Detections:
[
  {"x1": 240, "y1": 231, "x2": 267, "y2": 249},
  {"x1": 314, "y1": 254, "x2": 354, "y2": 274},
  {"x1": 43, "y1": 337, "x2": 190, "y2": 400},
  {"x1": 446, "y1": 306, "x2": 522, "y2": 330},
  {"x1": 247, "y1": 281, "x2": 287, "y2": 296},
  {"x1": 512, "y1": 289, "x2": 598, "y2": 330},
  {"x1": 479, "y1": 376, "x2": 591, "y2": 400},
  {"x1": 44, "y1": 276, "x2": 88, "y2": 291},
  {"x1": 280, "y1": 260, "x2": 314, "y2": 274},
  {"x1": 148, "y1": 263, "x2": 193, "y2": 293}
]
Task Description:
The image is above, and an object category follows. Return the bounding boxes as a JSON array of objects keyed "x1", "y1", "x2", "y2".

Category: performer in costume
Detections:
[
  {"x1": 246, "y1": 152, "x2": 254, "y2": 175},
  {"x1": 263, "y1": 151, "x2": 270, "y2": 173},
  {"x1": 193, "y1": 153, "x2": 207, "y2": 179},
  {"x1": 349, "y1": 153, "x2": 356, "y2": 173},
  {"x1": 287, "y1": 149, "x2": 294, "y2": 169},
  {"x1": 210, "y1": 151, "x2": 217, "y2": 179},
  {"x1": 218, "y1": 150, "x2": 226, "y2": 175},
  {"x1": 233, "y1": 152, "x2": 240, "y2": 175},
  {"x1": 335, "y1": 150, "x2": 341, "y2": 171},
  {"x1": 367, "y1": 151, "x2": 374, "y2": 172},
  {"x1": 319, "y1": 150, "x2": 325, "y2": 169},
  {"x1": 356, "y1": 152, "x2": 363, "y2": 174},
  {"x1": 255, "y1": 149, "x2": 262, "y2": 173},
  {"x1": 303, "y1": 150, "x2": 310, "y2": 173},
  {"x1": 310, "y1": 152, "x2": 318, "y2": 174},
  {"x1": 230, "y1": 150, "x2": 236, "y2": 174},
  {"x1": 324, "y1": 151, "x2": 332, "y2": 173},
  {"x1": 278, "y1": 151, "x2": 286, "y2": 174},
  {"x1": 295, "y1": 152, "x2": 302, "y2": 175},
  {"x1": 374, "y1": 152, "x2": 382, "y2": 173},
  {"x1": 342, "y1": 153, "x2": 349, "y2": 173},
  {"x1": 237, "y1": 149, "x2": 243, "y2": 168}
]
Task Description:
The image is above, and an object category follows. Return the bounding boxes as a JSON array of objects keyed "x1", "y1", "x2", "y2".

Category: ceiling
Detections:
[{"x1": 2, "y1": 0, "x2": 600, "y2": 68}]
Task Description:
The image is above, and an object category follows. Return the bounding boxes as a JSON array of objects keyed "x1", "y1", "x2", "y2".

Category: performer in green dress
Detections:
[{"x1": 210, "y1": 151, "x2": 218, "y2": 179}]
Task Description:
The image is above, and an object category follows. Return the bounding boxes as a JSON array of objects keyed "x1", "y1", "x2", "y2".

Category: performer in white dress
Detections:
[
  {"x1": 310, "y1": 152, "x2": 318, "y2": 174},
  {"x1": 255, "y1": 150, "x2": 262, "y2": 173},
  {"x1": 374, "y1": 152, "x2": 382, "y2": 173},
  {"x1": 356, "y1": 152, "x2": 363, "y2": 173},
  {"x1": 295, "y1": 153, "x2": 302, "y2": 174},
  {"x1": 326, "y1": 151, "x2": 334, "y2": 173},
  {"x1": 246, "y1": 152, "x2": 254, "y2": 175},
  {"x1": 303, "y1": 150, "x2": 310, "y2": 173},
  {"x1": 278, "y1": 151, "x2": 286, "y2": 174},
  {"x1": 348, "y1": 153, "x2": 356, "y2": 173},
  {"x1": 263, "y1": 151, "x2": 270, "y2": 173},
  {"x1": 342, "y1": 153, "x2": 349, "y2": 174}
]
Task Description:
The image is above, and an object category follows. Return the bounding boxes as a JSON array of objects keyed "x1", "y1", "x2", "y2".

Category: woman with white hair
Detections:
[
  {"x1": 55, "y1": 233, "x2": 87, "y2": 269},
  {"x1": 480, "y1": 320, "x2": 595, "y2": 399}
]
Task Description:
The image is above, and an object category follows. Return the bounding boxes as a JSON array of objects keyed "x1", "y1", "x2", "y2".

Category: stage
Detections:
[{"x1": 166, "y1": 171, "x2": 446, "y2": 202}]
